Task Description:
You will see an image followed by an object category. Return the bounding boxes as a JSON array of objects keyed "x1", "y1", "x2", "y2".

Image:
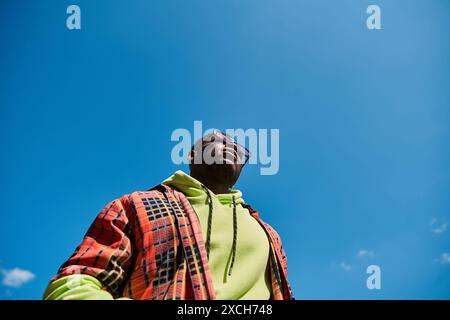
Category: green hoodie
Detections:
[{"x1": 162, "y1": 170, "x2": 272, "y2": 300}]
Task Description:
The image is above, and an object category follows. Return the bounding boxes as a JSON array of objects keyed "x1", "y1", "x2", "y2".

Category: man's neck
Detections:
[{"x1": 189, "y1": 172, "x2": 231, "y2": 195}]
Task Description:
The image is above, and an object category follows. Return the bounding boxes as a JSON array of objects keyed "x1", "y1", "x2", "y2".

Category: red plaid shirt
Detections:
[{"x1": 53, "y1": 184, "x2": 295, "y2": 300}]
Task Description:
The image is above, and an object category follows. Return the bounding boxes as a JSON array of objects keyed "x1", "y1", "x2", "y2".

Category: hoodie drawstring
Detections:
[
  {"x1": 201, "y1": 184, "x2": 238, "y2": 277},
  {"x1": 228, "y1": 195, "x2": 237, "y2": 276},
  {"x1": 203, "y1": 185, "x2": 213, "y2": 260}
]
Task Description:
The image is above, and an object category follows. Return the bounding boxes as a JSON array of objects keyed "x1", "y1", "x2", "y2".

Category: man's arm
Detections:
[{"x1": 43, "y1": 196, "x2": 135, "y2": 300}]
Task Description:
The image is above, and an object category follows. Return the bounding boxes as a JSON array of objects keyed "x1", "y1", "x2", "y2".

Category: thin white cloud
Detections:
[
  {"x1": 439, "y1": 253, "x2": 450, "y2": 265},
  {"x1": 357, "y1": 250, "x2": 374, "y2": 258},
  {"x1": 336, "y1": 250, "x2": 374, "y2": 273},
  {"x1": 432, "y1": 222, "x2": 448, "y2": 234},
  {"x1": 339, "y1": 262, "x2": 351, "y2": 272},
  {"x1": 1, "y1": 268, "x2": 36, "y2": 288},
  {"x1": 429, "y1": 218, "x2": 448, "y2": 234}
]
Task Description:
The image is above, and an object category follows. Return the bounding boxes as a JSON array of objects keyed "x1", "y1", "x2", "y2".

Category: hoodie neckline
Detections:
[{"x1": 162, "y1": 170, "x2": 244, "y2": 206}]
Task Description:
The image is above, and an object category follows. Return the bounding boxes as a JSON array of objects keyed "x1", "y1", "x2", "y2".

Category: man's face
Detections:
[{"x1": 189, "y1": 132, "x2": 246, "y2": 189}]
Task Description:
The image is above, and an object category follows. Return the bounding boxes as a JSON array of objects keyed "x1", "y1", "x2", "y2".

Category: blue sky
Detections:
[{"x1": 1, "y1": 0, "x2": 449, "y2": 299}]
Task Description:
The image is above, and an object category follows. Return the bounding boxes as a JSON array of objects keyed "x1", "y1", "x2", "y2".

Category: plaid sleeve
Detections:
[
  {"x1": 52, "y1": 196, "x2": 134, "y2": 297},
  {"x1": 273, "y1": 229, "x2": 295, "y2": 300},
  {"x1": 275, "y1": 230, "x2": 289, "y2": 277},
  {"x1": 264, "y1": 224, "x2": 289, "y2": 276},
  {"x1": 264, "y1": 223, "x2": 295, "y2": 299}
]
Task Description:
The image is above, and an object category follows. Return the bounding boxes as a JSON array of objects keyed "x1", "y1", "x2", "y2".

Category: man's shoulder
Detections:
[{"x1": 117, "y1": 184, "x2": 176, "y2": 204}]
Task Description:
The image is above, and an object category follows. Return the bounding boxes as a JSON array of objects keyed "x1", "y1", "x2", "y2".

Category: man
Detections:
[{"x1": 43, "y1": 131, "x2": 294, "y2": 300}]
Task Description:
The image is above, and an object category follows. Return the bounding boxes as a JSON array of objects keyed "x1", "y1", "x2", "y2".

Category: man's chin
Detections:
[{"x1": 204, "y1": 164, "x2": 239, "y2": 187}]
